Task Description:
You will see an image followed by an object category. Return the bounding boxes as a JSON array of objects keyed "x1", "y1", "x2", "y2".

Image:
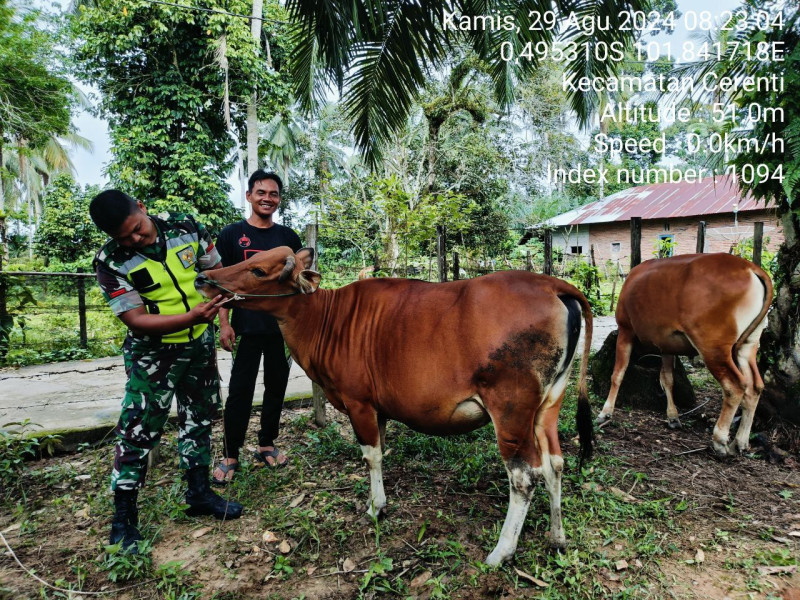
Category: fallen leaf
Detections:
[
  {"x1": 225, "y1": 560, "x2": 234, "y2": 569},
  {"x1": 1, "y1": 523, "x2": 20, "y2": 534},
  {"x1": 788, "y1": 531, "x2": 800, "y2": 538},
  {"x1": 514, "y1": 567, "x2": 549, "y2": 588},
  {"x1": 75, "y1": 507, "x2": 90, "y2": 519},
  {"x1": 634, "y1": 559, "x2": 643, "y2": 568},
  {"x1": 75, "y1": 474, "x2": 91, "y2": 481},
  {"x1": 278, "y1": 540, "x2": 291, "y2": 554},
  {"x1": 307, "y1": 566, "x2": 318, "y2": 576},
  {"x1": 615, "y1": 560, "x2": 629, "y2": 571},
  {"x1": 410, "y1": 570, "x2": 432, "y2": 588},
  {"x1": 695, "y1": 549, "x2": 705, "y2": 563},
  {"x1": 251, "y1": 545, "x2": 261, "y2": 554},
  {"x1": 262, "y1": 530, "x2": 279, "y2": 543},
  {"x1": 342, "y1": 558, "x2": 356, "y2": 573},
  {"x1": 193, "y1": 527, "x2": 213, "y2": 539},
  {"x1": 756, "y1": 565, "x2": 797, "y2": 575},
  {"x1": 581, "y1": 482, "x2": 603, "y2": 492},
  {"x1": 348, "y1": 474, "x2": 362, "y2": 481},
  {"x1": 289, "y1": 493, "x2": 306, "y2": 509},
  {"x1": 610, "y1": 486, "x2": 639, "y2": 503},
  {"x1": 599, "y1": 567, "x2": 620, "y2": 581}
]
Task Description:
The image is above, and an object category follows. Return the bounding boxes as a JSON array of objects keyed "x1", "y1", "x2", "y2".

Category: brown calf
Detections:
[
  {"x1": 597, "y1": 253, "x2": 773, "y2": 456},
  {"x1": 196, "y1": 247, "x2": 593, "y2": 565}
]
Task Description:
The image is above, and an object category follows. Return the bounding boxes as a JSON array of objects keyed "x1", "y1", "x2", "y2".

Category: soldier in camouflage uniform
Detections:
[{"x1": 90, "y1": 189, "x2": 243, "y2": 554}]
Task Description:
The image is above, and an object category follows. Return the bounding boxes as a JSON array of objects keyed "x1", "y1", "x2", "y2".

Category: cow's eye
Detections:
[{"x1": 252, "y1": 268, "x2": 266, "y2": 278}]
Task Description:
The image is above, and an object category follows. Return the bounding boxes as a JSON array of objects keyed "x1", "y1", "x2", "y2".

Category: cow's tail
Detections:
[
  {"x1": 734, "y1": 265, "x2": 774, "y2": 357},
  {"x1": 558, "y1": 289, "x2": 594, "y2": 467},
  {"x1": 574, "y1": 292, "x2": 594, "y2": 467}
]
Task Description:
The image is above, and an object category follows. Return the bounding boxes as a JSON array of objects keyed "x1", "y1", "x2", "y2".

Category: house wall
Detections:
[{"x1": 553, "y1": 209, "x2": 783, "y2": 271}]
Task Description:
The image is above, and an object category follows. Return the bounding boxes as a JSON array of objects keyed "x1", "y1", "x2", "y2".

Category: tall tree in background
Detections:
[
  {"x1": 0, "y1": 0, "x2": 75, "y2": 260},
  {"x1": 71, "y1": 0, "x2": 294, "y2": 230},
  {"x1": 285, "y1": 0, "x2": 652, "y2": 168},
  {"x1": 678, "y1": 2, "x2": 800, "y2": 422}
]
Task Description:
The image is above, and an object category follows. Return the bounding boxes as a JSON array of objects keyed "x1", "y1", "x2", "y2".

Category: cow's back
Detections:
[
  {"x1": 315, "y1": 271, "x2": 581, "y2": 432},
  {"x1": 616, "y1": 254, "x2": 769, "y2": 353}
]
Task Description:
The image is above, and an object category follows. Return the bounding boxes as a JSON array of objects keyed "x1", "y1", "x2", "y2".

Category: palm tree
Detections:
[
  {"x1": 285, "y1": 0, "x2": 652, "y2": 168},
  {"x1": 673, "y1": 1, "x2": 800, "y2": 422}
]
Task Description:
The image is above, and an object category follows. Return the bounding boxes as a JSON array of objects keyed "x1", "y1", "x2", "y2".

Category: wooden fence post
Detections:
[
  {"x1": 452, "y1": 251, "x2": 460, "y2": 280},
  {"x1": 526, "y1": 250, "x2": 532, "y2": 272},
  {"x1": 436, "y1": 225, "x2": 447, "y2": 282},
  {"x1": 696, "y1": 221, "x2": 706, "y2": 253},
  {"x1": 753, "y1": 221, "x2": 764, "y2": 267},
  {"x1": 305, "y1": 223, "x2": 327, "y2": 427},
  {"x1": 589, "y1": 244, "x2": 600, "y2": 300},
  {"x1": 543, "y1": 229, "x2": 552, "y2": 276},
  {"x1": 630, "y1": 217, "x2": 642, "y2": 269},
  {"x1": 77, "y1": 268, "x2": 88, "y2": 349}
]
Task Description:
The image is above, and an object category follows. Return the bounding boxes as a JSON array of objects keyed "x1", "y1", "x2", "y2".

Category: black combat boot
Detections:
[
  {"x1": 185, "y1": 466, "x2": 243, "y2": 520},
  {"x1": 109, "y1": 489, "x2": 143, "y2": 554}
]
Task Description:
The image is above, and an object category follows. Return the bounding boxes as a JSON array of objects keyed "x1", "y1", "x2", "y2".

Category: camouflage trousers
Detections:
[{"x1": 110, "y1": 327, "x2": 222, "y2": 491}]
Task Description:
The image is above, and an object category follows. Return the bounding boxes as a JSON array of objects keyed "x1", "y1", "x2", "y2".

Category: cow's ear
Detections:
[
  {"x1": 297, "y1": 270, "x2": 321, "y2": 294},
  {"x1": 296, "y1": 248, "x2": 315, "y2": 270}
]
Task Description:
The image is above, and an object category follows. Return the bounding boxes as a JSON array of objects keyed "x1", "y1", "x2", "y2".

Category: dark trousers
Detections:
[{"x1": 222, "y1": 333, "x2": 290, "y2": 461}]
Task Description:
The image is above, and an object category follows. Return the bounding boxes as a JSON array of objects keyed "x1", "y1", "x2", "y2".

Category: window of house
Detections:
[
  {"x1": 570, "y1": 245, "x2": 583, "y2": 255},
  {"x1": 611, "y1": 242, "x2": 621, "y2": 253},
  {"x1": 658, "y1": 234, "x2": 675, "y2": 257},
  {"x1": 664, "y1": 223, "x2": 670, "y2": 231}
]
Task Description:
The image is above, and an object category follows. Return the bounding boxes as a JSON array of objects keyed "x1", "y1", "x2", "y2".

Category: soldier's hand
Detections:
[
  {"x1": 191, "y1": 295, "x2": 225, "y2": 323},
  {"x1": 219, "y1": 323, "x2": 236, "y2": 352}
]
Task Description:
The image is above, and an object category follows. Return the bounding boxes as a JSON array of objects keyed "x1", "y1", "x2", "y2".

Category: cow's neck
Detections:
[{"x1": 273, "y1": 288, "x2": 338, "y2": 379}]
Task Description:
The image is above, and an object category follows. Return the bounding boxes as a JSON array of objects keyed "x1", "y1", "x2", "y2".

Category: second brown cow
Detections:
[
  {"x1": 196, "y1": 246, "x2": 593, "y2": 565},
  {"x1": 597, "y1": 253, "x2": 773, "y2": 456}
]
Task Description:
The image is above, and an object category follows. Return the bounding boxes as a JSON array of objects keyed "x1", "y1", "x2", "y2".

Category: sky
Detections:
[{"x1": 61, "y1": 0, "x2": 742, "y2": 200}]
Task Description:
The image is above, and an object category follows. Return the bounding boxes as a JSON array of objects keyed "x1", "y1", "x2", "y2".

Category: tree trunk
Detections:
[
  {"x1": 246, "y1": 0, "x2": 264, "y2": 180},
  {"x1": 759, "y1": 211, "x2": 800, "y2": 424}
]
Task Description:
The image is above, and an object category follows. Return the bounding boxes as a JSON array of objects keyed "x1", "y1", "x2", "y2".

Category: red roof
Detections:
[{"x1": 548, "y1": 175, "x2": 778, "y2": 226}]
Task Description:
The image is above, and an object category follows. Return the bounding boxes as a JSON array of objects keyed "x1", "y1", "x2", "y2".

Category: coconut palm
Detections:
[{"x1": 285, "y1": 0, "x2": 652, "y2": 168}]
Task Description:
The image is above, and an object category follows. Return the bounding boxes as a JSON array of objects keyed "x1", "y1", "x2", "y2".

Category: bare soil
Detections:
[{"x1": 1, "y1": 367, "x2": 799, "y2": 600}]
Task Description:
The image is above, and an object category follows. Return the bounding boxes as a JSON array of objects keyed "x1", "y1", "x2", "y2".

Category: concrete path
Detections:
[{"x1": 0, "y1": 317, "x2": 616, "y2": 445}]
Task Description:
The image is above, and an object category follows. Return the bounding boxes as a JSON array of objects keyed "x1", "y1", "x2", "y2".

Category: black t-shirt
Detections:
[{"x1": 216, "y1": 220, "x2": 303, "y2": 335}]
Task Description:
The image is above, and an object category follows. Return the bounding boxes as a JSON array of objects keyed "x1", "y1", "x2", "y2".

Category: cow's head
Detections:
[{"x1": 195, "y1": 246, "x2": 321, "y2": 308}]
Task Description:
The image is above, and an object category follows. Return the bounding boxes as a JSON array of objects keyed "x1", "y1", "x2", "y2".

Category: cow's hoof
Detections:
[
  {"x1": 711, "y1": 440, "x2": 735, "y2": 458},
  {"x1": 596, "y1": 412, "x2": 612, "y2": 425},
  {"x1": 667, "y1": 418, "x2": 682, "y2": 430},
  {"x1": 548, "y1": 539, "x2": 567, "y2": 554},
  {"x1": 484, "y1": 550, "x2": 507, "y2": 567}
]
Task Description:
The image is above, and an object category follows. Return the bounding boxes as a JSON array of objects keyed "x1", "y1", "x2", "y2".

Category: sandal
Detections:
[
  {"x1": 211, "y1": 460, "x2": 239, "y2": 486},
  {"x1": 252, "y1": 447, "x2": 288, "y2": 469}
]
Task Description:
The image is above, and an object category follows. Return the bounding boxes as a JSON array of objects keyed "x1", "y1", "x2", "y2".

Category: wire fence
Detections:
[{"x1": 0, "y1": 271, "x2": 126, "y2": 365}]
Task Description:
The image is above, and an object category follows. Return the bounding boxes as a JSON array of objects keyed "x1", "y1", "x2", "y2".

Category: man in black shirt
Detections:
[{"x1": 213, "y1": 170, "x2": 303, "y2": 484}]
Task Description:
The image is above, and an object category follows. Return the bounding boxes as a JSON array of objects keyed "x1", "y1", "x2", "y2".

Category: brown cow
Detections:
[
  {"x1": 196, "y1": 246, "x2": 593, "y2": 565},
  {"x1": 597, "y1": 253, "x2": 773, "y2": 456}
]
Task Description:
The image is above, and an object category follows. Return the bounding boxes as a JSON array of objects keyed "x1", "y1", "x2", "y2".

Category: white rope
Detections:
[{"x1": 0, "y1": 530, "x2": 153, "y2": 596}]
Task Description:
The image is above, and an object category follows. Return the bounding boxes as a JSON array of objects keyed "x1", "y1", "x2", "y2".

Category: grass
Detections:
[{"x1": 1, "y1": 370, "x2": 796, "y2": 599}]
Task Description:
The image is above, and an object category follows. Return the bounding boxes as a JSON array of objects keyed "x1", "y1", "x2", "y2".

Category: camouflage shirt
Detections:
[{"x1": 94, "y1": 212, "x2": 221, "y2": 320}]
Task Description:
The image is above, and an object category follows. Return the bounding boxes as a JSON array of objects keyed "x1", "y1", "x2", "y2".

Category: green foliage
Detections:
[
  {"x1": 0, "y1": 419, "x2": 61, "y2": 495},
  {"x1": 70, "y1": 0, "x2": 295, "y2": 231},
  {"x1": 98, "y1": 539, "x2": 154, "y2": 582},
  {"x1": 35, "y1": 174, "x2": 105, "y2": 263},
  {"x1": 0, "y1": 0, "x2": 74, "y2": 147},
  {"x1": 155, "y1": 561, "x2": 203, "y2": 600}
]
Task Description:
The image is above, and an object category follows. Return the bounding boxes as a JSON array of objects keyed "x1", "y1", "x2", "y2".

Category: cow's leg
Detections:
[
  {"x1": 534, "y1": 387, "x2": 568, "y2": 551},
  {"x1": 731, "y1": 324, "x2": 767, "y2": 453},
  {"x1": 485, "y1": 387, "x2": 542, "y2": 566},
  {"x1": 703, "y1": 350, "x2": 747, "y2": 456},
  {"x1": 661, "y1": 355, "x2": 681, "y2": 429},
  {"x1": 348, "y1": 402, "x2": 387, "y2": 518},
  {"x1": 597, "y1": 327, "x2": 634, "y2": 424}
]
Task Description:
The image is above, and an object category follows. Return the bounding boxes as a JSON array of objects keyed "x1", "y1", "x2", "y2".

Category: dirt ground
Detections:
[{"x1": 1, "y1": 367, "x2": 799, "y2": 600}]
